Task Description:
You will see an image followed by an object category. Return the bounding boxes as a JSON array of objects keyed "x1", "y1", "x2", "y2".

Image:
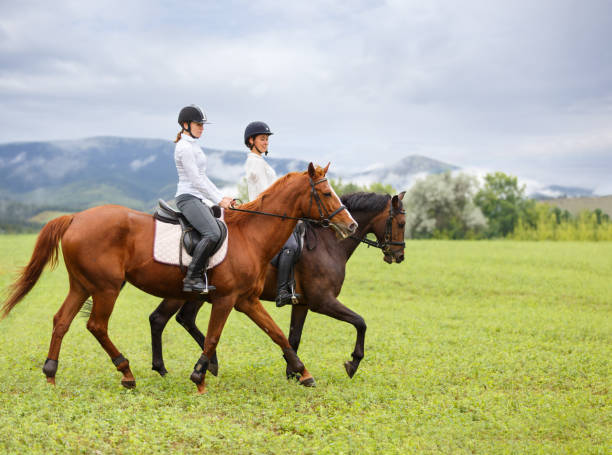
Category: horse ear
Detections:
[
  {"x1": 308, "y1": 162, "x2": 316, "y2": 179},
  {"x1": 392, "y1": 191, "x2": 406, "y2": 210},
  {"x1": 323, "y1": 162, "x2": 330, "y2": 175}
]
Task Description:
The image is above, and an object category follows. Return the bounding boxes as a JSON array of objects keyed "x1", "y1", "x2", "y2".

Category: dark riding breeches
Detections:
[{"x1": 175, "y1": 194, "x2": 221, "y2": 244}]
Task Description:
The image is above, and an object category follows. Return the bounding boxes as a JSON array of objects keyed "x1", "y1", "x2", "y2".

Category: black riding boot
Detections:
[
  {"x1": 276, "y1": 249, "x2": 301, "y2": 307},
  {"x1": 183, "y1": 238, "x2": 216, "y2": 293}
]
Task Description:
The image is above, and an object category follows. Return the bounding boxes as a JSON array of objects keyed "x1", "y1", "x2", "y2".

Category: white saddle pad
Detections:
[{"x1": 153, "y1": 218, "x2": 228, "y2": 269}]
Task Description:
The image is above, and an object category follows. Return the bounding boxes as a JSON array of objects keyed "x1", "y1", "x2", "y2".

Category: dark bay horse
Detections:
[
  {"x1": 1, "y1": 163, "x2": 357, "y2": 393},
  {"x1": 149, "y1": 191, "x2": 406, "y2": 379}
]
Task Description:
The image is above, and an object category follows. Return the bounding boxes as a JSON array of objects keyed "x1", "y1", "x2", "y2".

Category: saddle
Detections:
[{"x1": 153, "y1": 199, "x2": 228, "y2": 257}]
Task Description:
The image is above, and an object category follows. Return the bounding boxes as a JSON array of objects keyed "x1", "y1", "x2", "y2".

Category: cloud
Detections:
[
  {"x1": 130, "y1": 154, "x2": 157, "y2": 171},
  {"x1": 0, "y1": 1, "x2": 611, "y2": 192}
]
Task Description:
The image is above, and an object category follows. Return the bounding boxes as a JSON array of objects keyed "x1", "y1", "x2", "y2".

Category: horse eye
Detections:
[
  {"x1": 398, "y1": 223, "x2": 405, "y2": 228},
  {"x1": 323, "y1": 192, "x2": 332, "y2": 197}
]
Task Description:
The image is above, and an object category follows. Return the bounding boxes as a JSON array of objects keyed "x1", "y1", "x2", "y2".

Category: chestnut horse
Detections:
[
  {"x1": 1, "y1": 163, "x2": 357, "y2": 393},
  {"x1": 149, "y1": 191, "x2": 406, "y2": 379}
]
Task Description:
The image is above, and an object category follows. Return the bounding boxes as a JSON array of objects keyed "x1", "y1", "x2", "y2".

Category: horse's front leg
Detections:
[
  {"x1": 286, "y1": 304, "x2": 309, "y2": 380},
  {"x1": 190, "y1": 296, "x2": 235, "y2": 394},
  {"x1": 149, "y1": 298, "x2": 184, "y2": 376},
  {"x1": 236, "y1": 298, "x2": 315, "y2": 387},
  {"x1": 309, "y1": 295, "x2": 366, "y2": 378},
  {"x1": 175, "y1": 300, "x2": 219, "y2": 376}
]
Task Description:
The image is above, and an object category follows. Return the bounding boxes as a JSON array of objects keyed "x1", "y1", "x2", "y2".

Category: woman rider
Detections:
[
  {"x1": 174, "y1": 105, "x2": 234, "y2": 293},
  {"x1": 243, "y1": 121, "x2": 301, "y2": 307}
]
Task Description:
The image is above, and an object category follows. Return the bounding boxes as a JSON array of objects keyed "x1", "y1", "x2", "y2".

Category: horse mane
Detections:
[{"x1": 341, "y1": 192, "x2": 391, "y2": 213}]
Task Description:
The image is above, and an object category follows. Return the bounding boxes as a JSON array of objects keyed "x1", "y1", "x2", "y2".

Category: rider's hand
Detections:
[{"x1": 219, "y1": 197, "x2": 234, "y2": 209}]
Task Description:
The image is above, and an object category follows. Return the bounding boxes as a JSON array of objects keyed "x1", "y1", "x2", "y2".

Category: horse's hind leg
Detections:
[
  {"x1": 285, "y1": 304, "x2": 309, "y2": 380},
  {"x1": 176, "y1": 300, "x2": 219, "y2": 376},
  {"x1": 87, "y1": 289, "x2": 136, "y2": 389},
  {"x1": 44, "y1": 280, "x2": 89, "y2": 385},
  {"x1": 149, "y1": 298, "x2": 183, "y2": 376}
]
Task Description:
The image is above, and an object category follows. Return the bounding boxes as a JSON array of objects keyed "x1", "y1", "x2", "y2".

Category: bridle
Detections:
[
  {"x1": 307, "y1": 178, "x2": 348, "y2": 228},
  {"x1": 350, "y1": 199, "x2": 406, "y2": 256},
  {"x1": 228, "y1": 177, "x2": 347, "y2": 228}
]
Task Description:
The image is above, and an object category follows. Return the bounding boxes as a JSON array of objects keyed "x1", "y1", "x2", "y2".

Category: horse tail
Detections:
[{"x1": 1, "y1": 215, "x2": 74, "y2": 319}]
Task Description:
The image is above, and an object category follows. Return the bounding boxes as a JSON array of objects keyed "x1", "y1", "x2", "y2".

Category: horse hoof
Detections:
[
  {"x1": 190, "y1": 371, "x2": 203, "y2": 385},
  {"x1": 299, "y1": 376, "x2": 316, "y2": 387},
  {"x1": 43, "y1": 358, "x2": 58, "y2": 378},
  {"x1": 344, "y1": 361, "x2": 356, "y2": 378},
  {"x1": 208, "y1": 362, "x2": 219, "y2": 377},
  {"x1": 46, "y1": 377, "x2": 56, "y2": 385},
  {"x1": 152, "y1": 365, "x2": 168, "y2": 377},
  {"x1": 121, "y1": 379, "x2": 136, "y2": 389},
  {"x1": 286, "y1": 371, "x2": 298, "y2": 381}
]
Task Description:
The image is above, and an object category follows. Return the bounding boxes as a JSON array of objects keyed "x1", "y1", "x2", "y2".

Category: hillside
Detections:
[
  {"x1": 349, "y1": 154, "x2": 459, "y2": 190},
  {"x1": 0, "y1": 137, "x2": 309, "y2": 211}
]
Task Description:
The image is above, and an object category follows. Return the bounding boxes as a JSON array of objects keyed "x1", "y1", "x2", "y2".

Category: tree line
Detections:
[
  {"x1": 3, "y1": 173, "x2": 610, "y2": 240},
  {"x1": 332, "y1": 172, "x2": 612, "y2": 241}
]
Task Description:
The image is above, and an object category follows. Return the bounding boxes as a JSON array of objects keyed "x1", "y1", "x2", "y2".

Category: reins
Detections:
[
  {"x1": 227, "y1": 206, "x2": 327, "y2": 225},
  {"x1": 228, "y1": 177, "x2": 347, "y2": 228}
]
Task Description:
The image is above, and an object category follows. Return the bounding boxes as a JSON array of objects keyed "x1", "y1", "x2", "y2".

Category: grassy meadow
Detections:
[{"x1": 0, "y1": 235, "x2": 610, "y2": 454}]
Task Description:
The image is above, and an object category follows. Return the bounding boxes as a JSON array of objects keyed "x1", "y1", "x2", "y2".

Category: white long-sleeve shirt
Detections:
[
  {"x1": 245, "y1": 152, "x2": 277, "y2": 201},
  {"x1": 174, "y1": 134, "x2": 223, "y2": 204}
]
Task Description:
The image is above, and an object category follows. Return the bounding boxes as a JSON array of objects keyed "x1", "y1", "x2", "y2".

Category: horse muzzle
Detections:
[
  {"x1": 384, "y1": 251, "x2": 404, "y2": 264},
  {"x1": 331, "y1": 221, "x2": 358, "y2": 239}
]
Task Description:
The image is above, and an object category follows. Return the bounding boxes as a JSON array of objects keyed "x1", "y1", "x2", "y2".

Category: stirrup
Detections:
[
  {"x1": 276, "y1": 290, "x2": 301, "y2": 307},
  {"x1": 183, "y1": 273, "x2": 216, "y2": 294},
  {"x1": 201, "y1": 272, "x2": 216, "y2": 294}
]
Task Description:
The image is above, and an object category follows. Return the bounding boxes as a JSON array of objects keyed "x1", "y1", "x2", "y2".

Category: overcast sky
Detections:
[{"x1": 1, "y1": 0, "x2": 611, "y2": 193}]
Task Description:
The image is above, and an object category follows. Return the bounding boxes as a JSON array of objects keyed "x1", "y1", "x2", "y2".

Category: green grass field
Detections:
[{"x1": 0, "y1": 236, "x2": 610, "y2": 454}]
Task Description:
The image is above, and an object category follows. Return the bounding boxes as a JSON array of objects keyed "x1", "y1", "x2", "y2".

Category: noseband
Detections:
[{"x1": 381, "y1": 203, "x2": 406, "y2": 255}]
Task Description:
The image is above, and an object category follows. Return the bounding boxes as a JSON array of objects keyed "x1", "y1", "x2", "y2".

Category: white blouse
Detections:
[
  {"x1": 244, "y1": 152, "x2": 277, "y2": 201},
  {"x1": 174, "y1": 134, "x2": 223, "y2": 204}
]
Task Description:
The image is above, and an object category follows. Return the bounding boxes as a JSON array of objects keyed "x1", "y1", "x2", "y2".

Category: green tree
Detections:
[
  {"x1": 236, "y1": 177, "x2": 249, "y2": 202},
  {"x1": 330, "y1": 178, "x2": 397, "y2": 196},
  {"x1": 474, "y1": 172, "x2": 537, "y2": 237},
  {"x1": 366, "y1": 181, "x2": 397, "y2": 195}
]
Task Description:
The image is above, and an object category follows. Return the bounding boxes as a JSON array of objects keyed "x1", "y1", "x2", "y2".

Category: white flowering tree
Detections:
[{"x1": 405, "y1": 172, "x2": 487, "y2": 239}]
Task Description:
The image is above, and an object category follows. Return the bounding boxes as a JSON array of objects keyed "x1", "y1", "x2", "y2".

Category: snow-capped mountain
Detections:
[{"x1": 347, "y1": 155, "x2": 460, "y2": 190}]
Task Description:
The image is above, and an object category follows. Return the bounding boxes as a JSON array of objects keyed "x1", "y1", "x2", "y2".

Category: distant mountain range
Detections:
[
  {"x1": 0, "y1": 137, "x2": 308, "y2": 212},
  {"x1": 0, "y1": 136, "x2": 595, "y2": 216}
]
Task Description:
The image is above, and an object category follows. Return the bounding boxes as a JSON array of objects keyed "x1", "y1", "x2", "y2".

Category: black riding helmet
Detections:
[
  {"x1": 178, "y1": 105, "x2": 209, "y2": 136},
  {"x1": 244, "y1": 121, "x2": 273, "y2": 149}
]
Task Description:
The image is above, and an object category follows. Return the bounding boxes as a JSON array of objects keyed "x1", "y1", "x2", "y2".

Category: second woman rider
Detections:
[{"x1": 243, "y1": 121, "x2": 301, "y2": 307}]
